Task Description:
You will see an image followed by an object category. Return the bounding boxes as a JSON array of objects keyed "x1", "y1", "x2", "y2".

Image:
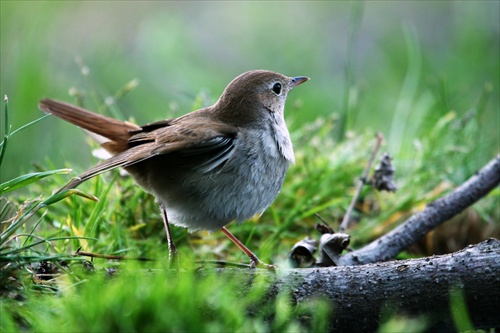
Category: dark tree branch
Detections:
[
  {"x1": 209, "y1": 239, "x2": 500, "y2": 332},
  {"x1": 339, "y1": 155, "x2": 500, "y2": 266}
]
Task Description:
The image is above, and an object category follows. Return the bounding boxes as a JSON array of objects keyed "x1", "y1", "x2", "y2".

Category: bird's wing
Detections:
[
  {"x1": 64, "y1": 117, "x2": 238, "y2": 189},
  {"x1": 128, "y1": 116, "x2": 238, "y2": 172}
]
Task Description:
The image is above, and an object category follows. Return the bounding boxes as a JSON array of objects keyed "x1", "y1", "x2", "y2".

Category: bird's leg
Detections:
[
  {"x1": 159, "y1": 204, "x2": 178, "y2": 262},
  {"x1": 220, "y1": 226, "x2": 276, "y2": 269}
]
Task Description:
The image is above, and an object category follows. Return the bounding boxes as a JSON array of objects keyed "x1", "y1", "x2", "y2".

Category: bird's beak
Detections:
[{"x1": 289, "y1": 76, "x2": 310, "y2": 88}]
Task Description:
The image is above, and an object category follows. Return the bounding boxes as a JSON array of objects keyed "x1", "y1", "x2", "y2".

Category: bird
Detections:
[{"x1": 39, "y1": 70, "x2": 309, "y2": 268}]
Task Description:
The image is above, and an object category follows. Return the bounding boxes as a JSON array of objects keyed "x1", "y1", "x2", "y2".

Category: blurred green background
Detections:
[
  {"x1": 1, "y1": 3, "x2": 498, "y2": 330},
  {"x1": 1, "y1": 1, "x2": 498, "y2": 182}
]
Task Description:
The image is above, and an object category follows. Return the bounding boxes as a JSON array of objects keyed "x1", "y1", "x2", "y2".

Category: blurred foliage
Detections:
[
  {"x1": 1, "y1": 1, "x2": 498, "y2": 181},
  {"x1": 0, "y1": 261, "x2": 333, "y2": 332},
  {"x1": 1, "y1": 1, "x2": 499, "y2": 332}
]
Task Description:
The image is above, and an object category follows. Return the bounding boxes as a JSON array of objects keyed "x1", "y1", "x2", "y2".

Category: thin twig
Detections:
[
  {"x1": 313, "y1": 213, "x2": 330, "y2": 226},
  {"x1": 75, "y1": 249, "x2": 154, "y2": 262},
  {"x1": 195, "y1": 260, "x2": 253, "y2": 268},
  {"x1": 339, "y1": 132, "x2": 383, "y2": 233}
]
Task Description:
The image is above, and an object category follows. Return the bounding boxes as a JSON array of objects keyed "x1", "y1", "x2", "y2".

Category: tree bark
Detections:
[{"x1": 213, "y1": 239, "x2": 500, "y2": 332}]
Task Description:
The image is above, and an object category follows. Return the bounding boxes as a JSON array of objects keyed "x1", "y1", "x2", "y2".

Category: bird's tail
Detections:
[{"x1": 39, "y1": 99, "x2": 141, "y2": 148}]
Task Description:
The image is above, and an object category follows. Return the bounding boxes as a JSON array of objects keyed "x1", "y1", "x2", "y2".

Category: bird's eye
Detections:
[{"x1": 272, "y1": 82, "x2": 282, "y2": 95}]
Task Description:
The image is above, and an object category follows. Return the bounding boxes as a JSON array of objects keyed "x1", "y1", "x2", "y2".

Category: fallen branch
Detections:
[
  {"x1": 209, "y1": 238, "x2": 500, "y2": 332},
  {"x1": 339, "y1": 155, "x2": 500, "y2": 266}
]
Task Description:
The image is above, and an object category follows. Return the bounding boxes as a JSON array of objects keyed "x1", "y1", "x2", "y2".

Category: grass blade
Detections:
[
  {"x1": 0, "y1": 169, "x2": 72, "y2": 195},
  {"x1": 0, "y1": 95, "x2": 11, "y2": 168}
]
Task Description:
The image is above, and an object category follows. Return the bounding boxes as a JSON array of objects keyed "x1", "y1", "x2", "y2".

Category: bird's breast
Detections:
[{"x1": 152, "y1": 127, "x2": 292, "y2": 231}]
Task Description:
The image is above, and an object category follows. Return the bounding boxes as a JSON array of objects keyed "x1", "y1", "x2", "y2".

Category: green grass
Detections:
[
  {"x1": 1, "y1": 1, "x2": 498, "y2": 331},
  {"x1": 1, "y1": 92, "x2": 498, "y2": 331},
  {"x1": 0, "y1": 260, "x2": 332, "y2": 332}
]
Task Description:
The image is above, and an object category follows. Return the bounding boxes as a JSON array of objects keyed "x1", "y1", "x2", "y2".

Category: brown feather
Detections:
[{"x1": 39, "y1": 99, "x2": 141, "y2": 148}]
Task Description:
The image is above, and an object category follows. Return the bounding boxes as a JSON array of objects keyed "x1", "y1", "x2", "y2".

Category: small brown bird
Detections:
[{"x1": 39, "y1": 70, "x2": 309, "y2": 268}]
